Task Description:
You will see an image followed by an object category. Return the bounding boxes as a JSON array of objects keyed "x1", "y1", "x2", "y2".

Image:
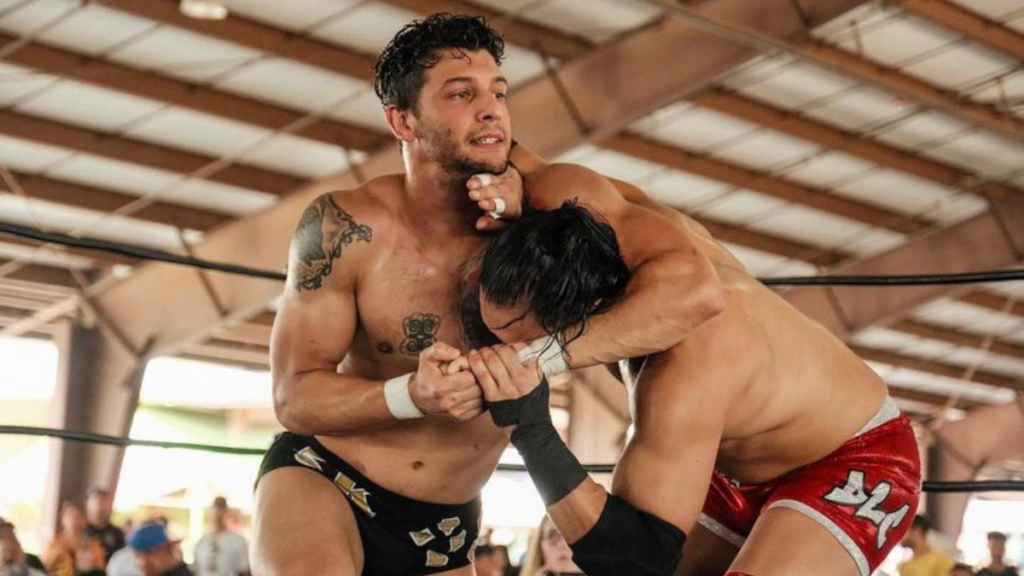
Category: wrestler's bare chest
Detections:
[{"x1": 345, "y1": 233, "x2": 484, "y2": 378}]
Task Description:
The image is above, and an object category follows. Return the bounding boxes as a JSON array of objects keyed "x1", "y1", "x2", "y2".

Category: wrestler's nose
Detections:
[{"x1": 477, "y1": 97, "x2": 504, "y2": 123}]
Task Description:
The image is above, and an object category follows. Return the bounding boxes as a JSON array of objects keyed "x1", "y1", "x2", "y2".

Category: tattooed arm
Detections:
[
  {"x1": 270, "y1": 192, "x2": 386, "y2": 435},
  {"x1": 272, "y1": 192, "x2": 483, "y2": 435}
]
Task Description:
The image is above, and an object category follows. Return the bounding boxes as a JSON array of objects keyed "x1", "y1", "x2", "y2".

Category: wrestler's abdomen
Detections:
[
  {"x1": 712, "y1": 275, "x2": 889, "y2": 484},
  {"x1": 316, "y1": 417, "x2": 508, "y2": 505}
]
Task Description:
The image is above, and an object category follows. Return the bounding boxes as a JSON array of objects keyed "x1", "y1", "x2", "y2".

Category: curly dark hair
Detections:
[{"x1": 374, "y1": 13, "x2": 505, "y2": 112}]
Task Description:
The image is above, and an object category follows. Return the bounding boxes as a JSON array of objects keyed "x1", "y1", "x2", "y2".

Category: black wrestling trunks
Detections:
[{"x1": 256, "y1": 433, "x2": 482, "y2": 576}]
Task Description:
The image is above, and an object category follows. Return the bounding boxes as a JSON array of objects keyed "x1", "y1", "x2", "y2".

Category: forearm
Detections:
[
  {"x1": 274, "y1": 370, "x2": 396, "y2": 435},
  {"x1": 564, "y1": 251, "x2": 725, "y2": 367},
  {"x1": 506, "y1": 392, "x2": 686, "y2": 576},
  {"x1": 547, "y1": 478, "x2": 608, "y2": 542}
]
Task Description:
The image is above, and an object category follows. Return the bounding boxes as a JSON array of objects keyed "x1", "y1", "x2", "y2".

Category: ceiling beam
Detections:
[
  {"x1": 888, "y1": 0, "x2": 1024, "y2": 62},
  {"x1": 181, "y1": 339, "x2": 270, "y2": 370},
  {"x1": 5, "y1": 171, "x2": 229, "y2": 231},
  {"x1": 700, "y1": 219, "x2": 847, "y2": 267},
  {"x1": 783, "y1": 193, "x2": 1024, "y2": 339},
  {"x1": 792, "y1": 38, "x2": 1024, "y2": 144},
  {"x1": 646, "y1": 0, "x2": 1024, "y2": 144},
  {"x1": 0, "y1": 110, "x2": 304, "y2": 196},
  {"x1": 853, "y1": 344, "x2": 1023, "y2": 392},
  {"x1": 602, "y1": 132, "x2": 929, "y2": 234},
  {"x1": 691, "y1": 89, "x2": 1023, "y2": 201},
  {"x1": 210, "y1": 322, "x2": 272, "y2": 347},
  {"x1": 0, "y1": 236, "x2": 134, "y2": 268},
  {"x1": 380, "y1": 0, "x2": 593, "y2": 60},
  {"x1": 98, "y1": 0, "x2": 377, "y2": 82},
  {"x1": 887, "y1": 385, "x2": 978, "y2": 411},
  {"x1": 247, "y1": 311, "x2": 277, "y2": 327},
  {"x1": 0, "y1": 32, "x2": 390, "y2": 152},
  {"x1": 1, "y1": 262, "x2": 79, "y2": 288},
  {"x1": 958, "y1": 291, "x2": 1024, "y2": 318},
  {"x1": 890, "y1": 319, "x2": 1024, "y2": 361},
  {"x1": 0, "y1": 307, "x2": 54, "y2": 338},
  {"x1": 0, "y1": 292, "x2": 61, "y2": 311}
]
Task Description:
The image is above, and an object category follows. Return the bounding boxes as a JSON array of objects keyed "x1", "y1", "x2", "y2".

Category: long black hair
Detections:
[{"x1": 478, "y1": 201, "x2": 631, "y2": 348}]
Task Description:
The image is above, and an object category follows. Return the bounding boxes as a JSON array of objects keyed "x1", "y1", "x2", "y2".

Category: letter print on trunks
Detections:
[{"x1": 824, "y1": 469, "x2": 910, "y2": 549}]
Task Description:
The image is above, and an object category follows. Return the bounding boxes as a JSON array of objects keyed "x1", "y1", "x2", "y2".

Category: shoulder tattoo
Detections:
[{"x1": 292, "y1": 194, "x2": 373, "y2": 291}]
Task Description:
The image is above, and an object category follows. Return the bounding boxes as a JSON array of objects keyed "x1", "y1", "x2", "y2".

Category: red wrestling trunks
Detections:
[{"x1": 698, "y1": 397, "x2": 921, "y2": 576}]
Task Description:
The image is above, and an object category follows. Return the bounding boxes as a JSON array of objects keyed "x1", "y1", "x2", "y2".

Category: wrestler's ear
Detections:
[{"x1": 384, "y1": 105, "x2": 417, "y2": 144}]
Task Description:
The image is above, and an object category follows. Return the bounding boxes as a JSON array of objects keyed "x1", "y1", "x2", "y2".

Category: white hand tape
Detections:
[
  {"x1": 489, "y1": 197, "x2": 507, "y2": 219},
  {"x1": 517, "y1": 336, "x2": 569, "y2": 377}
]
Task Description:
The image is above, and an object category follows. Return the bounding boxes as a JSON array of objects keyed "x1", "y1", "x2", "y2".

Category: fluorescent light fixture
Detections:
[{"x1": 179, "y1": 0, "x2": 229, "y2": 20}]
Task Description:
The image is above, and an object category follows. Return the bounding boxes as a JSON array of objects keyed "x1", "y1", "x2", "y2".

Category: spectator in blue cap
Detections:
[{"x1": 129, "y1": 523, "x2": 191, "y2": 576}]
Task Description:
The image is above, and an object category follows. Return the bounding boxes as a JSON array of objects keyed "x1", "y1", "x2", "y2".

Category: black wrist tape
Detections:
[{"x1": 491, "y1": 382, "x2": 588, "y2": 505}]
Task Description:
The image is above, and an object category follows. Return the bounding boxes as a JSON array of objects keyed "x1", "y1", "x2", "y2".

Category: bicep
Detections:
[
  {"x1": 271, "y1": 286, "x2": 356, "y2": 382},
  {"x1": 271, "y1": 193, "x2": 370, "y2": 382}
]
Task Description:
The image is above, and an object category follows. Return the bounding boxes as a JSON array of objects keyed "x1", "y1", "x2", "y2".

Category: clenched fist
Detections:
[{"x1": 411, "y1": 342, "x2": 484, "y2": 421}]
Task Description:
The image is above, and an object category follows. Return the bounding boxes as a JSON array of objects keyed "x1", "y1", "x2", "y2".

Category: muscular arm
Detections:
[
  {"x1": 551, "y1": 348, "x2": 733, "y2": 576},
  {"x1": 474, "y1": 341, "x2": 733, "y2": 576},
  {"x1": 526, "y1": 164, "x2": 726, "y2": 367},
  {"x1": 270, "y1": 192, "x2": 389, "y2": 436}
]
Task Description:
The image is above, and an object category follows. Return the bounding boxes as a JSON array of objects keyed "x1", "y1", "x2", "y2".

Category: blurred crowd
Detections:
[
  {"x1": 2, "y1": 493, "x2": 1017, "y2": 576},
  {"x1": 1, "y1": 490, "x2": 249, "y2": 576}
]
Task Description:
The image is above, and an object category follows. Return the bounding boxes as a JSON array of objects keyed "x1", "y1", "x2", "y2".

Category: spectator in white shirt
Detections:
[{"x1": 192, "y1": 498, "x2": 248, "y2": 576}]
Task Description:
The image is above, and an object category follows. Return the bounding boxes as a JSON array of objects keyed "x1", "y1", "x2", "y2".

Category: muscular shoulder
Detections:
[
  {"x1": 525, "y1": 163, "x2": 623, "y2": 211},
  {"x1": 288, "y1": 187, "x2": 382, "y2": 293}
]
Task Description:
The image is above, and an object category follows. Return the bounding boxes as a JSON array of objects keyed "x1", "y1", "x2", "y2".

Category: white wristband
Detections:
[
  {"x1": 517, "y1": 336, "x2": 569, "y2": 377},
  {"x1": 384, "y1": 373, "x2": 424, "y2": 419}
]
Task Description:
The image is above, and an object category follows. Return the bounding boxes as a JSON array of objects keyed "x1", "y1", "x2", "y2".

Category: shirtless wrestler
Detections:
[
  {"x1": 460, "y1": 166, "x2": 923, "y2": 576},
  {"x1": 251, "y1": 14, "x2": 726, "y2": 576}
]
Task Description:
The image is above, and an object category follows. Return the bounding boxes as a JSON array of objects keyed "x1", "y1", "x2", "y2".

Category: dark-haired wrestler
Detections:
[
  {"x1": 461, "y1": 192, "x2": 922, "y2": 576},
  {"x1": 251, "y1": 13, "x2": 725, "y2": 576}
]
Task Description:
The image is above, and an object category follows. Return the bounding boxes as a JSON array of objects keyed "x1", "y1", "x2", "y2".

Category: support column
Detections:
[
  {"x1": 567, "y1": 367, "x2": 630, "y2": 482},
  {"x1": 41, "y1": 317, "x2": 146, "y2": 535}
]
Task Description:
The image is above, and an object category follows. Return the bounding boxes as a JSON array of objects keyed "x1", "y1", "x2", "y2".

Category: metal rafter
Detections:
[
  {"x1": 888, "y1": 385, "x2": 978, "y2": 411},
  {"x1": 379, "y1": 0, "x2": 593, "y2": 60},
  {"x1": 958, "y1": 291, "x2": 1024, "y2": 318},
  {"x1": 888, "y1": 0, "x2": 1024, "y2": 62},
  {"x1": 1, "y1": 262, "x2": 79, "y2": 288},
  {"x1": 791, "y1": 38, "x2": 1024, "y2": 144},
  {"x1": 690, "y1": 89, "x2": 1023, "y2": 202},
  {"x1": 852, "y1": 344, "x2": 1023, "y2": 392},
  {"x1": 890, "y1": 319, "x2": 1024, "y2": 361},
  {"x1": 0, "y1": 110, "x2": 305, "y2": 196},
  {"x1": 641, "y1": 0, "x2": 1024, "y2": 144},
  {"x1": 783, "y1": 194, "x2": 1024, "y2": 339},
  {"x1": 4, "y1": 171, "x2": 230, "y2": 231},
  {"x1": 97, "y1": 0, "x2": 377, "y2": 81},
  {"x1": 0, "y1": 32, "x2": 390, "y2": 152},
  {"x1": 0, "y1": 236, "x2": 134, "y2": 267},
  {"x1": 602, "y1": 132, "x2": 930, "y2": 234}
]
